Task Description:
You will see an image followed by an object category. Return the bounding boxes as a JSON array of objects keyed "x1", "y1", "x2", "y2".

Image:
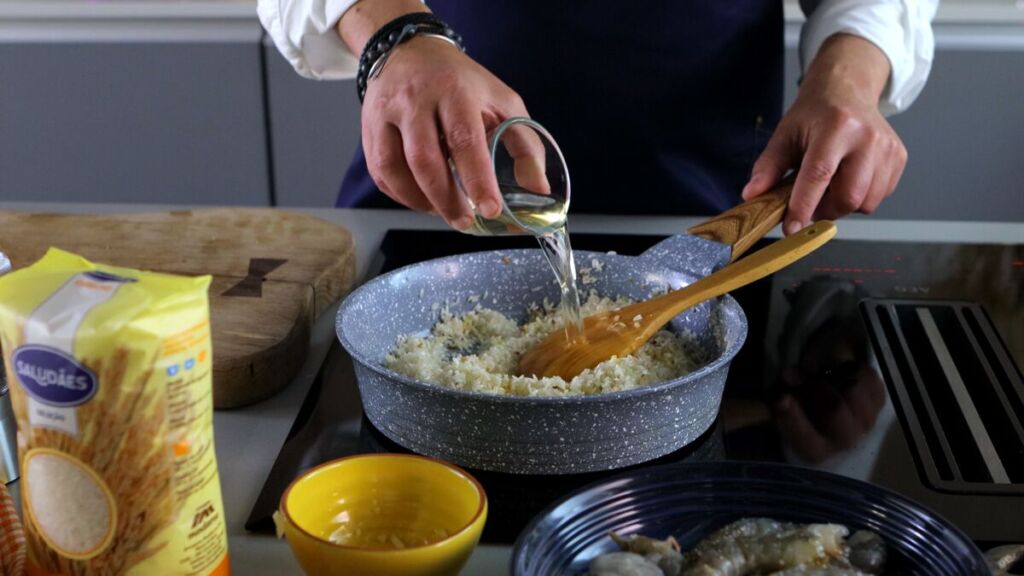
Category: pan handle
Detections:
[{"x1": 687, "y1": 176, "x2": 794, "y2": 263}]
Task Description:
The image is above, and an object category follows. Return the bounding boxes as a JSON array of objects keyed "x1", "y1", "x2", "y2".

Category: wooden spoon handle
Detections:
[
  {"x1": 687, "y1": 176, "x2": 794, "y2": 262},
  {"x1": 637, "y1": 221, "x2": 836, "y2": 328}
]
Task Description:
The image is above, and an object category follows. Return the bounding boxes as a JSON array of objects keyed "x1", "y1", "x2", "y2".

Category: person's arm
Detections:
[
  {"x1": 335, "y1": 0, "x2": 428, "y2": 53},
  {"x1": 743, "y1": 0, "x2": 938, "y2": 235},
  {"x1": 257, "y1": 0, "x2": 361, "y2": 79},
  {"x1": 260, "y1": 0, "x2": 530, "y2": 229},
  {"x1": 799, "y1": 0, "x2": 939, "y2": 115},
  {"x1": 332, "y1": 0, "x2": 524, "y2": 229}
]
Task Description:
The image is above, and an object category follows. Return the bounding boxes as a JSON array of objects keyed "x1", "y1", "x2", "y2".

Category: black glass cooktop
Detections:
[{"x1": 248, "y1": 230, "x2": 1024, "y2": 548}]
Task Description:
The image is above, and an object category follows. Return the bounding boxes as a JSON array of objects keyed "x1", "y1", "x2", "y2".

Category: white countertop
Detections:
[{"x1": 1, "y1": 202, "x2": 1022, "y2": 575}]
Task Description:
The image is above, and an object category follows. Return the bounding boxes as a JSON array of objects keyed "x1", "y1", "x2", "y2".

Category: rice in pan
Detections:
[{"x1": 385, "y1": 293, "x2": 704, "y2": 396}]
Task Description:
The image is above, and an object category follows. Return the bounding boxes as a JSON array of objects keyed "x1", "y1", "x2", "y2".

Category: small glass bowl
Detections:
[{"x1": 450, "y1": 117, "x2": 570, "y2": 237}]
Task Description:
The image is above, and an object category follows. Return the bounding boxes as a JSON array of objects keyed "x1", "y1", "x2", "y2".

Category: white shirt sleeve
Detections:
[
  {"x1": 257, "y1": 0, "x2": 360, "y2": 80},
  {"x1": 800, "y1": 0, "x2": 939, "y2": 116}
]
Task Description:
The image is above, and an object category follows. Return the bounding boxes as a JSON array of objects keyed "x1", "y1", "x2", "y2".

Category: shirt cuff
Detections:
[
  {"x1": 800, "y1": 0, "x2": 937, "y2": 116},
  {"x1": 258, "y1": 0, "x2": 359, "y2": 80}
]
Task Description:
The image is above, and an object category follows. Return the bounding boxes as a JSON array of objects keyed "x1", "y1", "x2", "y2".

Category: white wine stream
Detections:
[
  {"x1": 468, "y1": 189, "x2": 583, "y2": 338},
  {"x1": 537, "y1": 227, "x2": 584, "y2": 339}
]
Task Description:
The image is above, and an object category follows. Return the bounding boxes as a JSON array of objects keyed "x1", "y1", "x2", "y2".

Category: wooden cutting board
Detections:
[{"x1": 0, "y1": 208, "x2": 356, "y2": 409}]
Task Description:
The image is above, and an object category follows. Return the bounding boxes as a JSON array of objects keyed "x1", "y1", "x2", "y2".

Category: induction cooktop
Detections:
[{"x1": 247, "y1": 230, "x2": 1024, "y2": 549}]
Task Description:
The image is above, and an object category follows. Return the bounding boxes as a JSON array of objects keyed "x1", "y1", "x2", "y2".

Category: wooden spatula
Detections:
[{"x1": 517, "y1": 221, "x2": 836, "y2": 380}]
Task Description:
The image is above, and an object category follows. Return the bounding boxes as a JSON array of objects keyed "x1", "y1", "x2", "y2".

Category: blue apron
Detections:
[{"x1": 338, "y1": 1, "x2": 783, "y2": 215}]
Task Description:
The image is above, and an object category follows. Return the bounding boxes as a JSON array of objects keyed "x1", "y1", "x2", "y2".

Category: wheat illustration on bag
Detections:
[
  {"x1": 0, "y1": 249, "x2": 230, "y2": 576},
  {"x1": 15, "y1": 348, "x2": 176, "y2": 575}
]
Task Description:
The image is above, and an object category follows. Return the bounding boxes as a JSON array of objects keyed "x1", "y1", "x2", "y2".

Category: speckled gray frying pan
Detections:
[{"x1": 337, "y1": 186, "x2": 793, "y2": 474}]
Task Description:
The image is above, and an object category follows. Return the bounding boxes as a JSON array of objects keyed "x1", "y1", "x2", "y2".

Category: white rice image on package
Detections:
[
  {"x1": 25, "y1": 450, "x2": 115, "y2": 557},
  {"x1": 0, "y1": 249, "x2": 231, "y2": 575}
]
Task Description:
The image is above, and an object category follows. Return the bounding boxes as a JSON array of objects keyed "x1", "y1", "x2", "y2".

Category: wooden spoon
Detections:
[{"x1": 517, "y1": 220, "x2": 837, "y2": 380}]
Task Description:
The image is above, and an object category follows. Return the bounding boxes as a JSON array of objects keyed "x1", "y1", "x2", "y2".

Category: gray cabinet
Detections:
[
  {"x1": 264, "y1": 40, "x2": 361, "y2": 208},
  {"x1": 884, "y1": 51, "x2": 1024, "y2": 222},
  {"x1": 0, "y1": 41, "x2": 269, "y2": 205}
]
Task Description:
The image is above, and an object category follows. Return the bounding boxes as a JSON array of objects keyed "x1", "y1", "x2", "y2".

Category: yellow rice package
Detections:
[{"x1": 0, "y1": 248, "x2": 230, "y2": 576}]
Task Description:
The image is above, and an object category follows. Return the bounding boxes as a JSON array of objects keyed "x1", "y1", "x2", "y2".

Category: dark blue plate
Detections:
[{"x1": 511, "y1": 461, "x2": 989, "y2": 575}]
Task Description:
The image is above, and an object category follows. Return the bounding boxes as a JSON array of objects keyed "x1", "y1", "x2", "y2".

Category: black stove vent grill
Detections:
[{"x1": 863, "y1": 299, "x2": 1024, "y2": 494}]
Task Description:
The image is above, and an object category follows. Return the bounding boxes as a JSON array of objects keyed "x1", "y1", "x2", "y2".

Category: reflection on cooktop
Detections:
[{"x1": 248, "y1": 230, "x2": 1024, "y2": 547}]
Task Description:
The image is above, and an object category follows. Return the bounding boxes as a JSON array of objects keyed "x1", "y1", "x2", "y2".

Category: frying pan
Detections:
[{"x1": 336, "y1": 185, "x2": 792, "y2": 474}]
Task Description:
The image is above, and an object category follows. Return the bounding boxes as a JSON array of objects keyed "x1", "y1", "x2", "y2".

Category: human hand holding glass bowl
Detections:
[
  {"x1": 275, "y1": 454, "x2": 487, "y2": 576},
  {"x1": 451, "y1": 117, "x2": 570, "y2": 237}
]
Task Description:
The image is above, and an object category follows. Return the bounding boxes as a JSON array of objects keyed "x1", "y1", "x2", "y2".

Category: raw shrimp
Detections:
[
  {"x1": 611, "y1": 532, "x2": 684, "y2": 576},
  {"x1": 589, "y1": 552, "x2": 664, "y2": 576},
  {"x1": 681, "y1": 519, "x2": 848, "y2": 576},
  {"x1": 587, "y1": 519, "x2": 887, "y2": 576},
  {"x1": 771, "y1": 568, "x2": 869, "y2": 575},
  {"x1": 845, "y1": 530, "x2": 886, "y2": 574}
]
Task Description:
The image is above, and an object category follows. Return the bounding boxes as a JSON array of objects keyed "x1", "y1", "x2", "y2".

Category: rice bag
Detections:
[{"x1": 0, "y1": 248, "x2": 230, "y2": 575}]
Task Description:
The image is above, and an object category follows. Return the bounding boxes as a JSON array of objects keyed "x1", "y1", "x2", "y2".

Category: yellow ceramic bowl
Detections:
[{"x1": 277, "y1": 454, "x2": 488, "y2": 576}]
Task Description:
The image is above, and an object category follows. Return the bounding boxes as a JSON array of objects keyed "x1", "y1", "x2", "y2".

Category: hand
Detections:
[
  {"x1": 742, "y1": 34, "x2": 908, "y2": 236},
  {"x1": 771, "y1": 300, "x2": 887, "y2": 463},
  {"x1": 337, "y1": 3, "x2": 540, "y2": 229},
  {"x1": 774, "y1": 365, "x2": 886, "y2": 463},
  {"x1": 361, "y1": 39, "x2": 537, "y2": 229}
]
